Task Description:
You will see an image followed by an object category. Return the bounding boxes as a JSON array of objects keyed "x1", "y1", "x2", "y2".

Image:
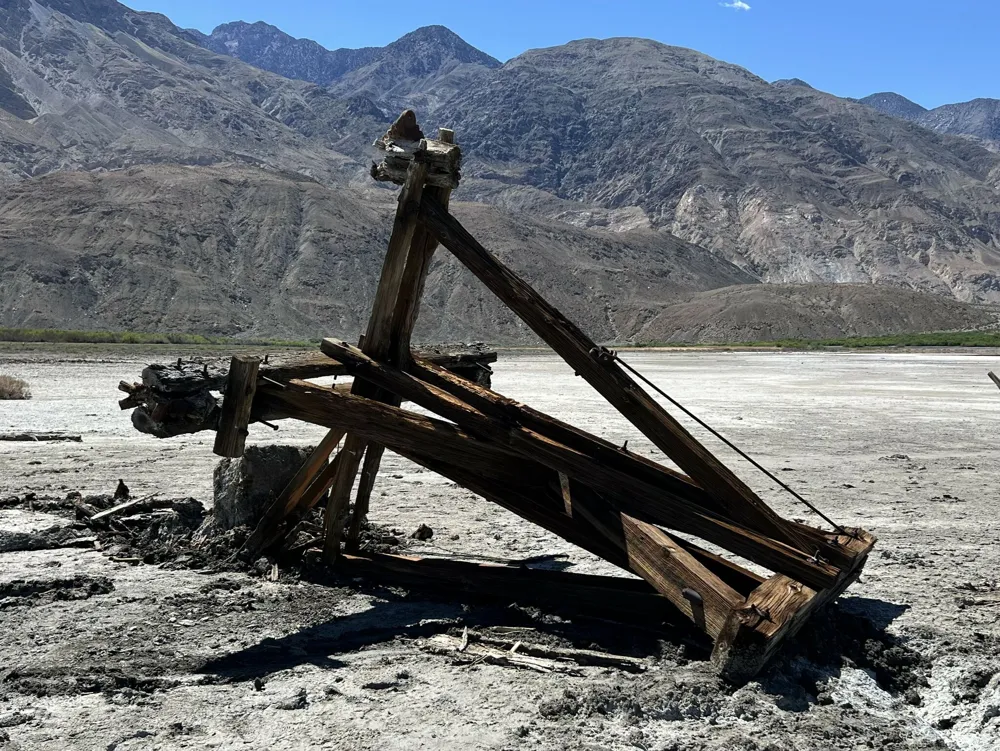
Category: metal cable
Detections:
[{"x1": 598, "y1": 347, "x2": 849, "y2": 536}]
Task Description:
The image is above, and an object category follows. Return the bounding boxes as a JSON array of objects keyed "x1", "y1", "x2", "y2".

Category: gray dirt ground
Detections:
[{"x1": 1, "y1": 345, "x2": 999, "y2": 750}]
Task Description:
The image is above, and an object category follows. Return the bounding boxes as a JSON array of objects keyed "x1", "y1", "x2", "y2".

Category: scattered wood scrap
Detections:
[
  {"x1": 989, "y1": 371, "x2": 1000, "y2": 391},
  {"x1": 88, "y1": 495, "x2": 161, "y2": 524},
  {"x1": 420, "y1": 631, "x2": 640, "y2": 675},
  {"x1": 0, "y1": 432, "x2": 82, "y2": 442}
]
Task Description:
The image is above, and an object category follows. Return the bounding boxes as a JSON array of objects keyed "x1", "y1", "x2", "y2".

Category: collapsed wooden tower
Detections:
[{"x1": 123, "y1": 111, "x2": 875, "y2": 682}]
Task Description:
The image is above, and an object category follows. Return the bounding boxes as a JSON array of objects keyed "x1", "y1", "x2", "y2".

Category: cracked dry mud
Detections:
[{"x1": 0, "y1": 345, "x2": 999, "y2": 750}]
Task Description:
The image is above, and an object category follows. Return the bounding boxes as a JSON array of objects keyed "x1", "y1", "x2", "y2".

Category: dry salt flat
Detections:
[{"x1": 0, "y1": 346, "x2": 999, "y2": 750}]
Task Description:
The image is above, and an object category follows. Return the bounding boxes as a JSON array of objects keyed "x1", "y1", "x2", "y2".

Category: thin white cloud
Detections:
[{"x1": 721, "y1": 1, "x2": 751, "y2": 10}]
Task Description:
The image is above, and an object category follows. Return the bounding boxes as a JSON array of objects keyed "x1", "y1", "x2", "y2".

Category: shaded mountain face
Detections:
[
  {"x1": 859, "y1": 92, "x2": 928, "y2": 120},
  {"x1": 0, "y1": 164, "x2": 757, "y2": 342}
]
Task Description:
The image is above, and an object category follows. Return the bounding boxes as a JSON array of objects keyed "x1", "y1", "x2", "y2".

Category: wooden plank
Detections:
[
  {"x1": 213, "y1": 355, "x2": 259, "y2": 457},
  {"x1": 339, "y1": 552, "x2": 683, "y2": 625},
  {"x1": 344, "y1": 443, "x2": 384, "y2": 553},
  {"x1": 417, "y1": 197, "x2": 813, "y2": 554},
  {"x1": 989, "y1": 371, "x2": 1000, "y2": 391},
  {"x1": 711, "y1": 528, "x2": 876, "y2": 683},
  {"x1": 621, "y1": 516, "x2": 743, "y2": 639},
  {"x1": 322, "y1": 434, "x2": 367, "y2": 561},
  {"x1": 315, "y1": 341, "x2": 846, "y2": 589},
  {"x1": 409, "y1": 356, "x2": 720, "y2": 511},
  {"x1": 321, "y1": 155, "x2": 430, "y2": 559},
  {"x1": 345, "y1": 127, "x2": 460, "y2": 551},
  {"x1": 257, "y1": 379, "x2": 844, "y2": 590}
]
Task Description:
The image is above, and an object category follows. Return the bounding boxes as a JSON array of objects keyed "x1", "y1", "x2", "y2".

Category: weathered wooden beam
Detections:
[
  {"x1": 322, "y1": 434, "x2": 367, "y2": 561},
  {"x1": 417, "y1": 196, "x2": 813, "y2": 555},
  {"x1": 710, "y1": 528, "x2": 876, "y2": 683},
  {"x1": 338, "y1": 552, "x2": 683, "y2": 626},
  {"x1": 213, "y1": 355, "x2": 259, "y2": 458},
  {"x1": 620, "y1": 516, "x2": 743, "y2": 639},
  {"x1": 344, "y1": 446, "x2": 384, "y2": 553},
  {"x1": 256, "y1": 380, "x2": 843, "y2": 589},
  {"x1": 315, "y1": 340, "x2": 850, "y2": 590},
  {"x1": 409, "y1": 356, "x2": 719, "y2": 511},
  {"x1": 321, "y1": 154, "x2": 431, "y2": 560},
  {"x1": 345, "y1": 127, "x2": 462, "y2": 552}
]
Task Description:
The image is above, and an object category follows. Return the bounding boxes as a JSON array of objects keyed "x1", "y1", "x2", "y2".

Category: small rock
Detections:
[
  {"x1": 252, "y1": 677, "x2": 265, "y2": 692},
  {"x1": 362, "y1": 680, "x2": 399, "y2": 691},
  {"x1": 274, "y1": 688, "x2": 308, "y2": 710},
  {"x1": 904, "y1": 688, "x2": 922, "y2": 706},
  {"x1": 411, "y1": 524, "x2": 433, "y2": 541}
]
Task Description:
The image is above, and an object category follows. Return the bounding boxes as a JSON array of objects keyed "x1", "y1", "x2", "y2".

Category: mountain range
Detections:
[
  {"x1": 859, "y1": 92, "x2": 1000, "y2": 148},
  {"x1": 0, "y1": 0, "x2": 998, "y2": 343}
]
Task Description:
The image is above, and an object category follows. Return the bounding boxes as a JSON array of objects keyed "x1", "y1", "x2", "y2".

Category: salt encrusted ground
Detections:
[{"x1": 1, "y1": 345, "x2": 999, "y2": 750}]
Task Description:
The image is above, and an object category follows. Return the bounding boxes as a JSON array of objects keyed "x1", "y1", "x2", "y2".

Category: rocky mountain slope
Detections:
[
  {"x1": 197, "y1": 23, "x2": 1000, "y2": 303},
  {"x1": 1, "y1": 0, "x2": 999, "y2": 341},
  {"x1": 861, "y1": 92, "x2": 1000, "y2": 144},
  {"x1": 194, "y1": 21, "x2": 501, "y2": 113},
  {"x1": 438, "y1": 39, "x2": 1000, "y2": 303},
  {"x1": 0, "y1": 164, "x2": 762, "y2": 342}
]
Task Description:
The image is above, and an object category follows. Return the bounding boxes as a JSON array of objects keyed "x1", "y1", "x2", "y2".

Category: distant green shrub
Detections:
[
  {"x1": 632, "y1": 330, "x2": 1000, "y2": 349},
  {"x1": 0, "y1": 328, "x2": 314, "y2": 347},
  {"x1": 0, "y1": 375, "x2": 31, "y2": 400}
]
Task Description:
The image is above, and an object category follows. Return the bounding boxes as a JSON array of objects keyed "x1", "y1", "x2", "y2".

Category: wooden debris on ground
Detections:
[
  {"x1": 0, "y1": 432, "x2": 82, "y2": 442},
  {"x1": 989, "y1": 371, "x2": 1000, "y2": 391},
  {"x1": 119, "y1": 111, "x2": 875, "y2": 683},
  {"x1": 419, "y1": 627, "x2": 648, "y2": 674}
]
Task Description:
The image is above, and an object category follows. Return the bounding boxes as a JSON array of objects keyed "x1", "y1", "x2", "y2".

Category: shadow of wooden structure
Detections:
[{"x1": 123, "y1": 111, "x2": 875, "y2": 683}]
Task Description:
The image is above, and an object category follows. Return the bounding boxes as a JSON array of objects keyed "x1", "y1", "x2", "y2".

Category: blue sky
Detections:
[{"x1": 126, "y1": 0, "x2": 998, "y2": 109}]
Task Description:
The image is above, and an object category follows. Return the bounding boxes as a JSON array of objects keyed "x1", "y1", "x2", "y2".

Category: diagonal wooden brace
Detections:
[{"x1": 416, "y1": 196, "x2": 816, "y2": 555}]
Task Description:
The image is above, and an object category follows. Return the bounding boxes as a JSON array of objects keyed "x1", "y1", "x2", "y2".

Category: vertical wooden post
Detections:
[
  {"x1": 322, "y1": 434, "x2": 367, "y2": 561},
  {"x1": 323, "y1": 140, "x2": 434, "y2": 560},
  {"x1": 213, "y1": 355, "x2": 259, "y2": 458},
  {"x1": 344, "y1": 126, "x2": 459, "y2": 552}
]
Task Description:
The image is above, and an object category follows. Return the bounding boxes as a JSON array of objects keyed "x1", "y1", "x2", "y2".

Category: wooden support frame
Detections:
[
  {"x1": 415, "y1": 196, "x2": 816, "y2": 556},
  {"x1": 129, "y1": 110, "x2": 875, "y2": 682},
  {"x1": 312, "y1": 341, "x2": 846, "y2": 589}
]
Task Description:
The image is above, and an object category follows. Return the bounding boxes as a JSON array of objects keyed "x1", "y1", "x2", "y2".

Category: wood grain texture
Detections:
[
  {"x1": 213, "y1": 355, "x2": 259, "y2": 458},
  {"x1": 322, "y1": 434, "x2": 366, "y2": 561},
  {"x1": 711, "y1": 528, "x2": 876, "y2": 683},
  {"x1": 323, "y1": 155, "x2": 429, "y2": 557},
  {"x1": 345, "y1": 126, "x2": 460, "y2": 549}
]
